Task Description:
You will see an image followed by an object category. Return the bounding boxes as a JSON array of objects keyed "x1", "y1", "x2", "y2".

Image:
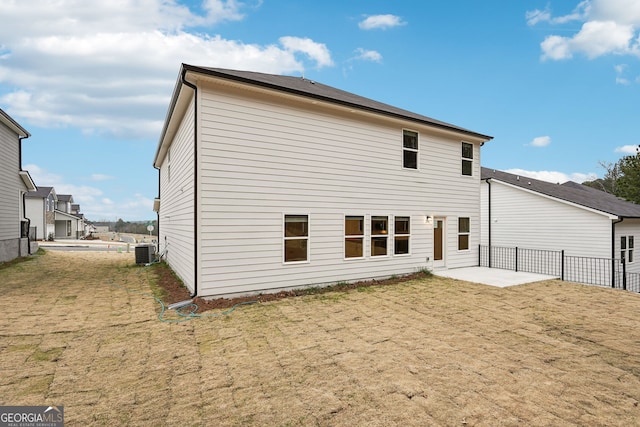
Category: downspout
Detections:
[
  {"x1": 181, "y1": 70, "x2": 199, "y2": 299},
  {"x1": 19, "y1": 135, "x2": 32, "y2": 255},
  {"x1": 483, "y1": 177, "x2": 492, "y2": 268},
  {"x1": 156, "y1": 171, "x2": 160, "y2": 256},
  {"x1": 612, "y1": 217, "x2": 624, "y2": 288}
]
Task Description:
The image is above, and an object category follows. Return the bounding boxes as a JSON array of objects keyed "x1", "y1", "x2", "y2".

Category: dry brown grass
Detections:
[{"x1": 1, "y1": 250, "x2": 640, "y2": 426}]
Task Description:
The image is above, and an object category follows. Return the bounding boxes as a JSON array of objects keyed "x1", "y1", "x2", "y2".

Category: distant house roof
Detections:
[
  {"x1": 25, "y1": 186, "x2": 55, "y2": 199},
  {"x1": 57, "y1": 194, "x2": 73, "y2": 202},
  {"x1": 156, "y1": 64, "x2": 493, "y2": 166},
  {"x1": 0, "y1": 107, "x2": 29, "y2": 138},
  {"x1": 482, "y1": 167, "x2": 640, "y2": 218}
]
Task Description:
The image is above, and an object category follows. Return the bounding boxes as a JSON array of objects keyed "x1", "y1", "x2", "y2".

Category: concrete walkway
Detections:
[{"x1": 434, "y1": 267, "x2": 558, "y2": 288}]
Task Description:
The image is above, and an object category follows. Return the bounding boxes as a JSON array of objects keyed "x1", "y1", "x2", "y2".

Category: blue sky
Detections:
[{"x1": 1, "y1": 0, "x2": 639, "y2": 220}]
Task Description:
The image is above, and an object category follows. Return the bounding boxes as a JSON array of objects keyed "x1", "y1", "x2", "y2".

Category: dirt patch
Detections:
[
  {"x1": 3, "y1": 250, "x2": 640, "y2": 426},
  {"x1": 151, "y1": 260, "x2": 432, "y2": 311}
]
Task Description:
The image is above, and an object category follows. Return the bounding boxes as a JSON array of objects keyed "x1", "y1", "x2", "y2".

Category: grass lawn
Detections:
[{"x1": 1, "y1": 250, "x2": 639, "y2": 426}]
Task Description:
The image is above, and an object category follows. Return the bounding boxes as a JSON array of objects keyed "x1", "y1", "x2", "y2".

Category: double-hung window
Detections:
[
  {"x1": 458, "y1": 217, "x2": 470, "y2": 251},
  {"x1": 462, "y1": 142, "x2": 473, "y2": 176},
  {"x1": 345, "y1": 216, "x2": 364, "y2": 258},
  {"x1": 622, "y1": 236, "x2": 634, "y2": 263},
  {"x1": 371, "y1": 216, "x2": 389, "y2": 256},
  {"x1": 284, "y1": 215, "x2": 309, "y2": 263},
  {"x1": 394, "y1": 216, "x2": 410, "y2": 255},
  {"x1": 403, "y1": 130, "x2": 418, "y2": 169}
]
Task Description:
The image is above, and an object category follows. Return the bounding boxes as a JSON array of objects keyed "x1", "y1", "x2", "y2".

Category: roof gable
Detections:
[
  {"x1": 482, "y1": 167, "x2": 640, "y2": 218},
  {"x1": 25, "y1": 186, "x2": 55, "y2": 199}
]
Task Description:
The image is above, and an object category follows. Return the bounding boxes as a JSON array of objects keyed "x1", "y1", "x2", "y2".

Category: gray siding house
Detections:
[
  {"x1": 0, "y1": 108, "x2": 36, "y2": 262},
  {"x1": 154, "y1": 64, "x2": 492, "y2": 298}
]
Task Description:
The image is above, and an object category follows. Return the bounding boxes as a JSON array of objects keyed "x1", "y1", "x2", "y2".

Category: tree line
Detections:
[
  {"x1": 109, "y1": 219, "x2": 158, "y2": 235},
  {"x1": 583, "y1": 145, "x2": 640, "y2": 204}
]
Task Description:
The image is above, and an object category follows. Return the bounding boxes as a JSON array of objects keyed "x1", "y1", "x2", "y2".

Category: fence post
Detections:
[
  {"x1": 612, "y1": 258, "x2": 616, "y2": 288},
  {"x1": 515, "y1": 247, "x2": 519, "y2": 272},
  {"x1": 623, "y1": 259, "x2": 627, "y2": 291},
  {"x1": 478, "y1": 244, "x2": 481, "y2": 267},
  {"x1": 561, "y1": 250, "x2": 565, "y2": 281}
]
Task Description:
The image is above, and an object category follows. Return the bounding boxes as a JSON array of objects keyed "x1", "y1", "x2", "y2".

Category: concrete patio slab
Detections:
[{"x1": 434, "y1": 267, "x2": 558, "y2": 288}]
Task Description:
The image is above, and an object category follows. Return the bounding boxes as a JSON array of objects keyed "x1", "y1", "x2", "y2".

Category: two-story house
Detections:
[
  {"x1": 153, "y1": 65, "x2": 492, "y2": 298},
  {"x1": 54, "y1": 194, "x2": 85, "y2": 239},
  {"x1": 0, "y1": 108, "x2": 37, "y2": 262}
]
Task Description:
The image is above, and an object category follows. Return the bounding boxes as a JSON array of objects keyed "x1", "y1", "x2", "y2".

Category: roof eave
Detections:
[{"x1": 181, "y1": 64, "x2": 493, "y2": 142}]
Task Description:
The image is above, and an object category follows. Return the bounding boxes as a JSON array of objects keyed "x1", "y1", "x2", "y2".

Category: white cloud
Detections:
[
  {"x1": 505, "y1": 168, "x2": 598, "y2": 184},
  {"x1": 0, "y1": 1, "x2": 333, "y2": 139},
  {"x1": 279, "y1": 36, "x2": 333, "y2": 68},
  {"x1": 615, "y1": 145, "x2": 638, "y2": 153},
  {"x1": 353, "y1": 48, "x2": 382, "y2": 63},
  {"x1": 529, "y1": 0, "x2": 640, "y2": 61},
  {"x1": 615, "y1": 64, "x2": 631, "y2": 84},
  {"x1": 526, "y1": 1, "x2": 590, "y2": 26},
  {"x1": 358, "y1": 14, "x2": 406, "y2": 30},
  {"x1": 528, "y1": 136, "x2": 551, "y2": 147}
]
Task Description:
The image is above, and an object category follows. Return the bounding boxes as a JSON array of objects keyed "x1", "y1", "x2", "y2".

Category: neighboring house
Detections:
[
  {"x1": 0, "y1": 107, "x2": 37, "y2": 262},
  {"x1": 153, "y1": 64, "x2": 492, "y2": 298},
  {"x1": 481, "y1": 167, "x2": 640, "y2": 273},
  {"x1": 55, "y1": 194, "x2": 84, "y2": 239},
  {"x1": 25, "y1": 186, "x2": 57, "y2": 240}
]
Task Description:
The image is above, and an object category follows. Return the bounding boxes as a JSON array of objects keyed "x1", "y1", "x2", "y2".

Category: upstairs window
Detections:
[
  {"x1": 403, "y1": 130, "x2": 418, "y2": 169},
  {"x1": 345, "y1": 216, "x2": 364, "y2": 258},
  {"x1": 371, "y1": 216, "x2": 389, "y2": 256},
  {"x1": 284, "y1": 215, "x2": 309, "y2": 263},
  {"x1": 458, "y1": 217, "x2": 470, "y2": 251},
  {"x1": 394, "y1": 216, "x2": 410, "y2": 255},
  {"x1": 462, "y1": 142, "x2": 473, "y2": 176}
]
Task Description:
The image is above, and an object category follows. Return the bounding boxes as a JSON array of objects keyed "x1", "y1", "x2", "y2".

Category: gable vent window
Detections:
[
  {"x1": 462, "y1": 142, "x2": 473, "y2": 176},
  {"x1": 403, "y1": 130, "x2": 418, "y2": 169}
]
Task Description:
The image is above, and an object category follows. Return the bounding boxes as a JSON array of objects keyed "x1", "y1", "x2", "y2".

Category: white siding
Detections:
[
  {"x1": 25, "y1": 198, "x2": 45, "y2": 240},
  {"x1": 0, "y1": 121, "x2": 24, "y2": 241},
  {"x1": 615, "y1": 219, "x2": 640, "y2": 274},
  {"x1": 195, "y1": 82, "x2": 483, "y2": 296},
  {"x1": 481, "y1": 180, "x2": 612, "y2": 258},
  {"x1": 158, "y1": 97, "x2": 196, "y2": 292}
]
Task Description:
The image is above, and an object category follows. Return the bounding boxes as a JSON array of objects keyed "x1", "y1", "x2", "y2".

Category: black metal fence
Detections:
[{"x1": 479, "y1": 245, "x2": 640, "y2": 293}]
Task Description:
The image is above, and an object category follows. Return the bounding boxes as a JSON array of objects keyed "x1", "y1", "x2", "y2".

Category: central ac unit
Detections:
[{"x1": 135, "y1": 244, "x2": 156, "y2": 265}]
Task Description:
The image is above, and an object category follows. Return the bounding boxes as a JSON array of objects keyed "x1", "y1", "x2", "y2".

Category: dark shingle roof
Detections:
[
  {"x1": 57, "y1": 194, "x2": 73, "y2": 202},
  {"x1": 482, "y1": 167, "x2": 640, "y2": 218},
  {"x1": 182, "y1": 64, "x2": 493, "y2": 141},
  {"x1": 25, "y1": 186, "x2": 54, "y2": 199}
]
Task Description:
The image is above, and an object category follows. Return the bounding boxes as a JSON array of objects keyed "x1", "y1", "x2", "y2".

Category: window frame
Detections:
[
  {"x1": 458, "y1": 217, "x2": 470, "y2": 251},
  {"x1": 283, "y1": 214, "x2": 310, "y2": 264},
  {"x1": 402, "y1": 129, "x2": 419, "y2": 170},
  {"x1": 621, "y1": 235, "x2": 634, "y2": 264},
  {"x1": 393, "y1": 216, "x2": 411, "y2": 256},
  {"x1": 371, "y1": 215, "x2": 389, "y2": 257},
  {"x1": 461, "y1": 142, "x2": 473, "y2": 176},
  {"x1": 344, "y1": 215, "x2": 365, "y2": 259}
]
